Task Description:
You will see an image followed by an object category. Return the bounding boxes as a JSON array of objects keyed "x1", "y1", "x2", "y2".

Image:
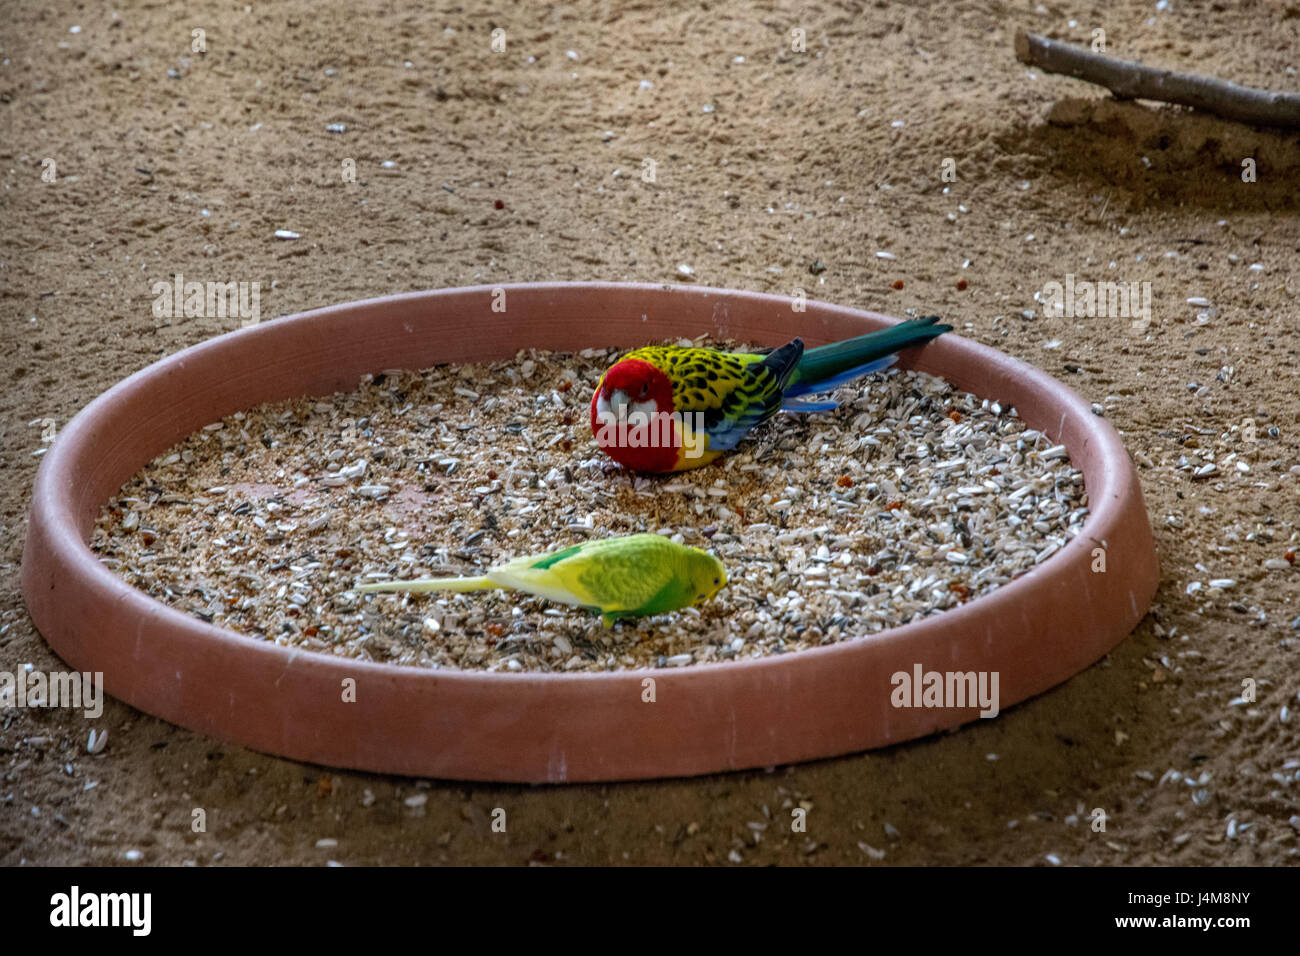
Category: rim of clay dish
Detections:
[{"x1": 22, "y1": 283, "x2": 1159, "y2": 782}]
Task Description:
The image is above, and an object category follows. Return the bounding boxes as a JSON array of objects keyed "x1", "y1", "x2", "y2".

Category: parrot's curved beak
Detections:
[{"x1": 608, "y1": 388, "x2": 630, "y2": 419}]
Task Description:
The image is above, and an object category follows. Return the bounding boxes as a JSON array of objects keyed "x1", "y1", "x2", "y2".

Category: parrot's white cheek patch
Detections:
[
  {"x1": 593, "y1": 396, "x2": 665, "y2": 449},
  {"x1": 601, "y1": 390, "x2": 657, "y2": 421}
]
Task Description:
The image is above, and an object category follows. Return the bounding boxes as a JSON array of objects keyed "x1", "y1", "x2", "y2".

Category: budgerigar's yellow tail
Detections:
[{"x1": 354, "y1": 575, "x2": 500, "y2": 594}]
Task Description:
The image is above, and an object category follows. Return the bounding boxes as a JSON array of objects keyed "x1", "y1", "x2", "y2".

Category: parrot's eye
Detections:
[{"x1": 713, "y1": 578, "x2": 720, "y2": 585}]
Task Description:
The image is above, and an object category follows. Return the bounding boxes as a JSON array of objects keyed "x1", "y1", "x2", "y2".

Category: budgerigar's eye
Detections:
[{"x1": 713, "y1": 578, "x2": 720, "y2": 585}]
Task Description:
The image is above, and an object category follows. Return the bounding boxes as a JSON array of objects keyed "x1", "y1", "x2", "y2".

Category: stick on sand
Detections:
[{"x1": 1014, "y1": 30, "x2": 1300, "y2": 129}]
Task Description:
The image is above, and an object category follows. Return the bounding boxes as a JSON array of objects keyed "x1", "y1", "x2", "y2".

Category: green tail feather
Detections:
[
  {"x1": 354, "y1": 575, "x2": 499, "y2": 594},
  {"x1": 790, "y1": 315, "x2": 951, "y2": 389}
]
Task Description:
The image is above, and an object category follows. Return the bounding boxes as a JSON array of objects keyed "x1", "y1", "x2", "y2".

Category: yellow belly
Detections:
[{"x1": 671, "y1": 420, "x2": 723, "y2": 471}]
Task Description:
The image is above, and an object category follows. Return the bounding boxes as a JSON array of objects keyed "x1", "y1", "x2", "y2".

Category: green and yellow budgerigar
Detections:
[
  {"x1": 352, "y1": 533, "x2": 726, "y2": 626},
  {"x1": 591, "y1": 315, "x2": 951, "y2": 472}
]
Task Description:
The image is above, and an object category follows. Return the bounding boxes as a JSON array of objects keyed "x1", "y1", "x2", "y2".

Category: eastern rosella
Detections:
[
  {"x1": 353, "y1": 533, "x2": 725, "y2": 626},
  {"x1": 590, "y1": 315, "x2": 951, "y2": 472}
]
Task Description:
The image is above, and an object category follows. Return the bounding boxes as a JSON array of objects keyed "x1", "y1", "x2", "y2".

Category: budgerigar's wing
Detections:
[
  {"x1": 506, "y1": 535, "x2": 680, "y2": 614},
  {"x1": 562, "y1": 535, "x2": 683, "y2": 614},
  {"x1": 624, "y1": 343, "x2": 802, "y2": 451}
]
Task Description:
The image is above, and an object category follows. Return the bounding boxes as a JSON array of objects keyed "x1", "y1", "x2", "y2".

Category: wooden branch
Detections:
[{"x1": 1014, "y1": 30, "x2": 1300, "y2": 129}]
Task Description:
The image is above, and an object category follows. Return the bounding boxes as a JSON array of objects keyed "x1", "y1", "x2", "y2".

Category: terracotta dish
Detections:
[{"x1": 22, "y1": 284, "x2": 1159, "y2": 782}]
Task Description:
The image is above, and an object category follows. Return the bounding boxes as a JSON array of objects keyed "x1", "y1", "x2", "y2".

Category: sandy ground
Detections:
[{"x1": 2, "y1": 0, "x2": 1298, "y2": 866}]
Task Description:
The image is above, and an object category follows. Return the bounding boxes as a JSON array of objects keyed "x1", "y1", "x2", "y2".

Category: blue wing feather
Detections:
[
  {"x1": 779, "y1": 355, "x2": 897, "y2": 411},
  {"x1": 780, "y1": 398, "x2": 840, "y2": 413},
  {"x1": 783, "y1": 354, "x2": 897, "y2": 399},
  {"x1": 704, "y1": 408, "x2": 772, "y2": 450}
]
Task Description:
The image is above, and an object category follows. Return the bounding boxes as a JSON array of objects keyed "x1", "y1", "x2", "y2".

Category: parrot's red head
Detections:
[{"x1": 590, "y1": 357, "x2": 680, "y2": 472}]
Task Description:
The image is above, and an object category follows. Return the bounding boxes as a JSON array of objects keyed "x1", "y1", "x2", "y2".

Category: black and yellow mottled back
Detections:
[{"x1": 621, "y1": 341, "x2": 804, "y2": 449}]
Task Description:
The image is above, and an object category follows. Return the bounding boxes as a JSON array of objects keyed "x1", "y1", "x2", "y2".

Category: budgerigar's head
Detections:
[
  {"x1": 590, "y1": 357, "x2": 679, "y2": 472},
  {"x1": 685, "y1": 547, "x2": 727, "y2": 608}
]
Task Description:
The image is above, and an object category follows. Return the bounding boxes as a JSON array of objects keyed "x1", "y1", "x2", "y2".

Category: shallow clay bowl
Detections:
[{"x1": 22, "y1": 283, "x2": 1159, "y2": 782}]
